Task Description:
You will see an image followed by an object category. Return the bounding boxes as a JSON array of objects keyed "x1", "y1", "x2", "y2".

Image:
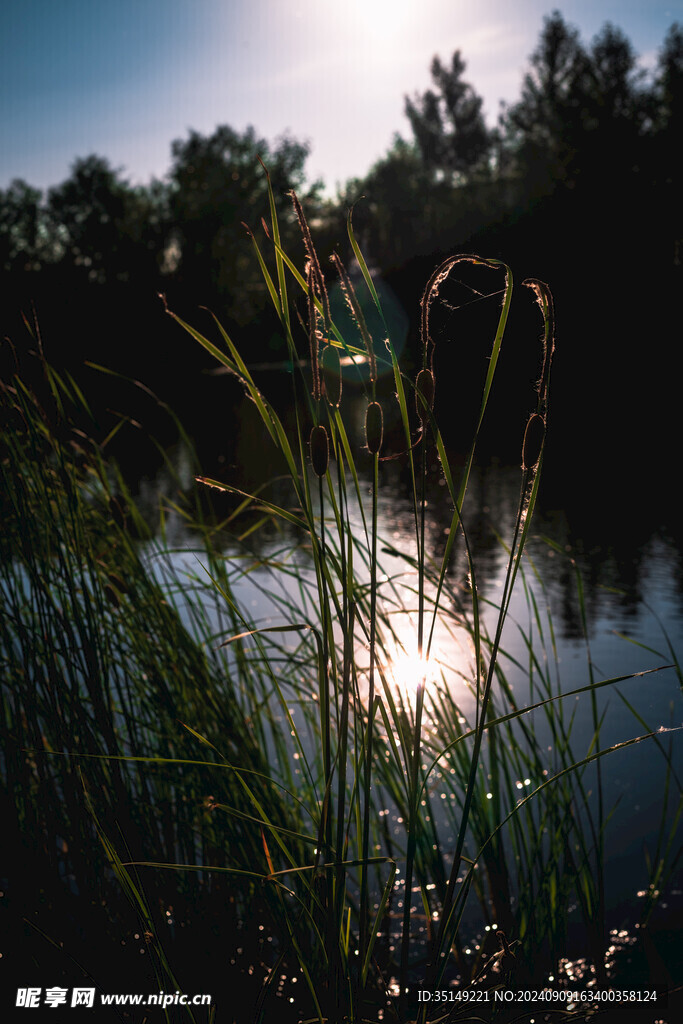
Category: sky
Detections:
[{"x1": 1, "y1": 0, "x2": 682, "y2": 196}]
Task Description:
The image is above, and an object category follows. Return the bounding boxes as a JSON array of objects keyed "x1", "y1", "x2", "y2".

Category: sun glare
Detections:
[
  {"x1": 384, "y1": 643, "x2": 437, "y2": 700},
  {"x1": 378, "y1": 627, "x2": 475, "y2": 717},
  {"x1": 345, "y1": 0, "x2": 415, "y2": 42}
]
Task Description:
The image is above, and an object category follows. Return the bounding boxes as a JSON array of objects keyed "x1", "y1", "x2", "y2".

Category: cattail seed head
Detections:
[
  {"x1": 522, "y1": 413, "x2": 545, "y2": 471},
  {"x1": 415, "y1": 368, "x2": 435, "y2": 427},
  {"x1": 365, "y1": 401, "x2": 383, "y2": 455},
  {"x1": 321, "y1": 344, "x2": 342, "y2": 407},
  {"x1": 310, "y1": 425, "x2": 329, "y2": 477}
]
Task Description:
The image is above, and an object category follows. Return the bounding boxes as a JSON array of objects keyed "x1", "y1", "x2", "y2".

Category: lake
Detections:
[{"x1": 137, "y1": 371, "x2": 683, "y2": 999}]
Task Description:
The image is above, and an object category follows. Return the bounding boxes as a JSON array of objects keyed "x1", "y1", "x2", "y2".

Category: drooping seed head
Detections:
[
  {"x1": 310, "y1": 424, "x2": 329, "y2": 477},
  {"x1": 321, "y1": 344, "x2": 342, "y2": 407},
  {"x1": 415, "y1": 368, "x2": 435, "y2": 427},
  {"x1": 522, "y1": 413, "x2": 545, "y2": 471},
  {"x1": 365, "y1": 401, "x2": 383, "y2": 455}
]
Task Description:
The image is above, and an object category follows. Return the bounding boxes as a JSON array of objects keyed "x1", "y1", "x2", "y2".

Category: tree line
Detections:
[{"x1": 1, "y1": 11, "x2": 681, "y2": 472}]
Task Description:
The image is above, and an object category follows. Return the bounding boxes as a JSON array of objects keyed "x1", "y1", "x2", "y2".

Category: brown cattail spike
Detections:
[
  {"x1": 415, "y1": 368, "x2": 435, "y2": 427},
  {"x1": 365, "y1": 401, "x2": 383, "y2": 455},
  {"x1": 321, "y1": 344, "x2": 342, "y2": 408},
  {"x1": 310, "y1": 425, "x2": 329, "y2": 477},
  {"x1": 522, "y1": 413, "x2": 545, "y2": 471}
]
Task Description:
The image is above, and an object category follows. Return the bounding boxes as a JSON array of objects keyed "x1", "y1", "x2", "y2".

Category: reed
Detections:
[
  {"x1": 1, "y1": 346, "x2": 308, "y2": 1020},
  {"x1": 154, "y1": 175, "x2": 679, "y2": 1020},
  {"x1": 2, "y1": 169, "x2": 681, "y2": 1023}
]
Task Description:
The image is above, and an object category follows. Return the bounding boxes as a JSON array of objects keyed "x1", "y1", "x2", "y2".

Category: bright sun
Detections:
[{"x1": 345, "y1": 0, "x2": 415, "y2": 42}]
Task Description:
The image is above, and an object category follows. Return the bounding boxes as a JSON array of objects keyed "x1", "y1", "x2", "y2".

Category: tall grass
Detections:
[
  {"x1": 2, "y1": 172, "x2": 681, "y2": 1023},
  {"x1": 1, "y1": 341, "x2": 309, "y2": 1019},
  {"x1": 153, "y1": 176, "x2": 679, "y2": 1019}
]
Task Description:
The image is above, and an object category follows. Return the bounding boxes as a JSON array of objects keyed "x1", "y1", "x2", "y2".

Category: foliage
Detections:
[
  {"x1": 2, "y1": 13, "x2": 682, "y2": 397},
  {"x1": 168, "y1": 124, "x2": 322, "y2": 320},
  {"x1": 144, "y1": 179, "x2": 679, "y2": 1021},
  {"x1": 337, "y1": 135, "x2": 448, "y2": 266},
  {"x1": 1, "y1": 345, "x2": 302, "y2": 1018},
  {"x1": 3, "y1": 178, "x2": 682, "y2": 1018},
  {"x1": 656, "y1": 21, "x2": 683, "y2": 133},
  {"x1": 3, "y1": 10, "x2": 683, "y2": 1019},
  {"x1": 404, "y1": 52, "x2": 494, "y2": 184},
  {"x1": 501, "y1": 13, "x2": 650, "y2": 196},
  {"x1": 0, "y1": 178, "x2": 45, "y2": 272},
  {"x1": 45, "y1": 154, "x2": 168, "y2": 282}
]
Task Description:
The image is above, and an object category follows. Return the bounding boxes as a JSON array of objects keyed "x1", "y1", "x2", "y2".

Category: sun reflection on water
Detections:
[{"x1": 381, "y1": 639, "x2": 439, "y2": 705}]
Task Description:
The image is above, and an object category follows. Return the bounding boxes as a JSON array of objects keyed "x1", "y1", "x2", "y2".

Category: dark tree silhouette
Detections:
[
  {"x1": 1, "y1": 14, "x2": 681, "y2": 451},
  {"x1": 168, "y1": 124, "x2": 320, "y2": 320},
  {"x1": 46, "y1": 155, "x2": 167, "y2": 283},
  {"x1": 580, "y1": 22, "x2": 650, "y2": 185},
  {"x1": 501, "y1": 13, "x2": 651, "y2": 198},
  {"x1": 656, "y1": 21, "x2": 683, "y2": 136},
  {"x1": 337, "y1": 134, "x2": 446, "y2": 265},
  {"x1": 501, "y1": 10, "x2": 590, "y2": 193},
  {"x1": 651, "y1": 24, "x2": 683, "y2": 270},
  {"x1": 405, "y1": 51, "x2": 494, "y2": 183},
  {"x1": 0, "y1": 179, "x2": 45, "y2": 273},
  {"x1": 587, "y1": 22, "x2": 646, "y2": 124}
]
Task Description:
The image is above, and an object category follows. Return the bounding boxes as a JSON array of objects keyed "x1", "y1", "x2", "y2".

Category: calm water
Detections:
[
  {"x1": 141, "y1": 411, "x2": 683, "y2": 914},
  {"x1": 131, "y1": 371, "x2": 682, "y2": 995}
]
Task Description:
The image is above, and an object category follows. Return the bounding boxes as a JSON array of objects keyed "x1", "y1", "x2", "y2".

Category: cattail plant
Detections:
[
  {"x1": 310, "y1": 423, "x2": 330, "y2": 477},
  {"x1": 327, "y1": 247, "x2": 387, "y2": 986},
  {"x1": 84, "y1": 164, "x2": 676, "y2": 1024},
  {"x1": 291, "y1": 190, "x2": 331, "y2": 403},
  {"x1": 414, "y1": 367, "x2": 435, "y2": 429},
  {"x1": 521, "y1": 411, "x2": 545, "y2": 471},
  {"x1": 365, "y1": 400, "x2": 383, "y2": 455}
]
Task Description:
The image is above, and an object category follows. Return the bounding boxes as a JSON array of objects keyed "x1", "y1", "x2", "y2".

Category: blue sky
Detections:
[{"x1": 1, "y1": 0, "x2": 681, "y2": 195}]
